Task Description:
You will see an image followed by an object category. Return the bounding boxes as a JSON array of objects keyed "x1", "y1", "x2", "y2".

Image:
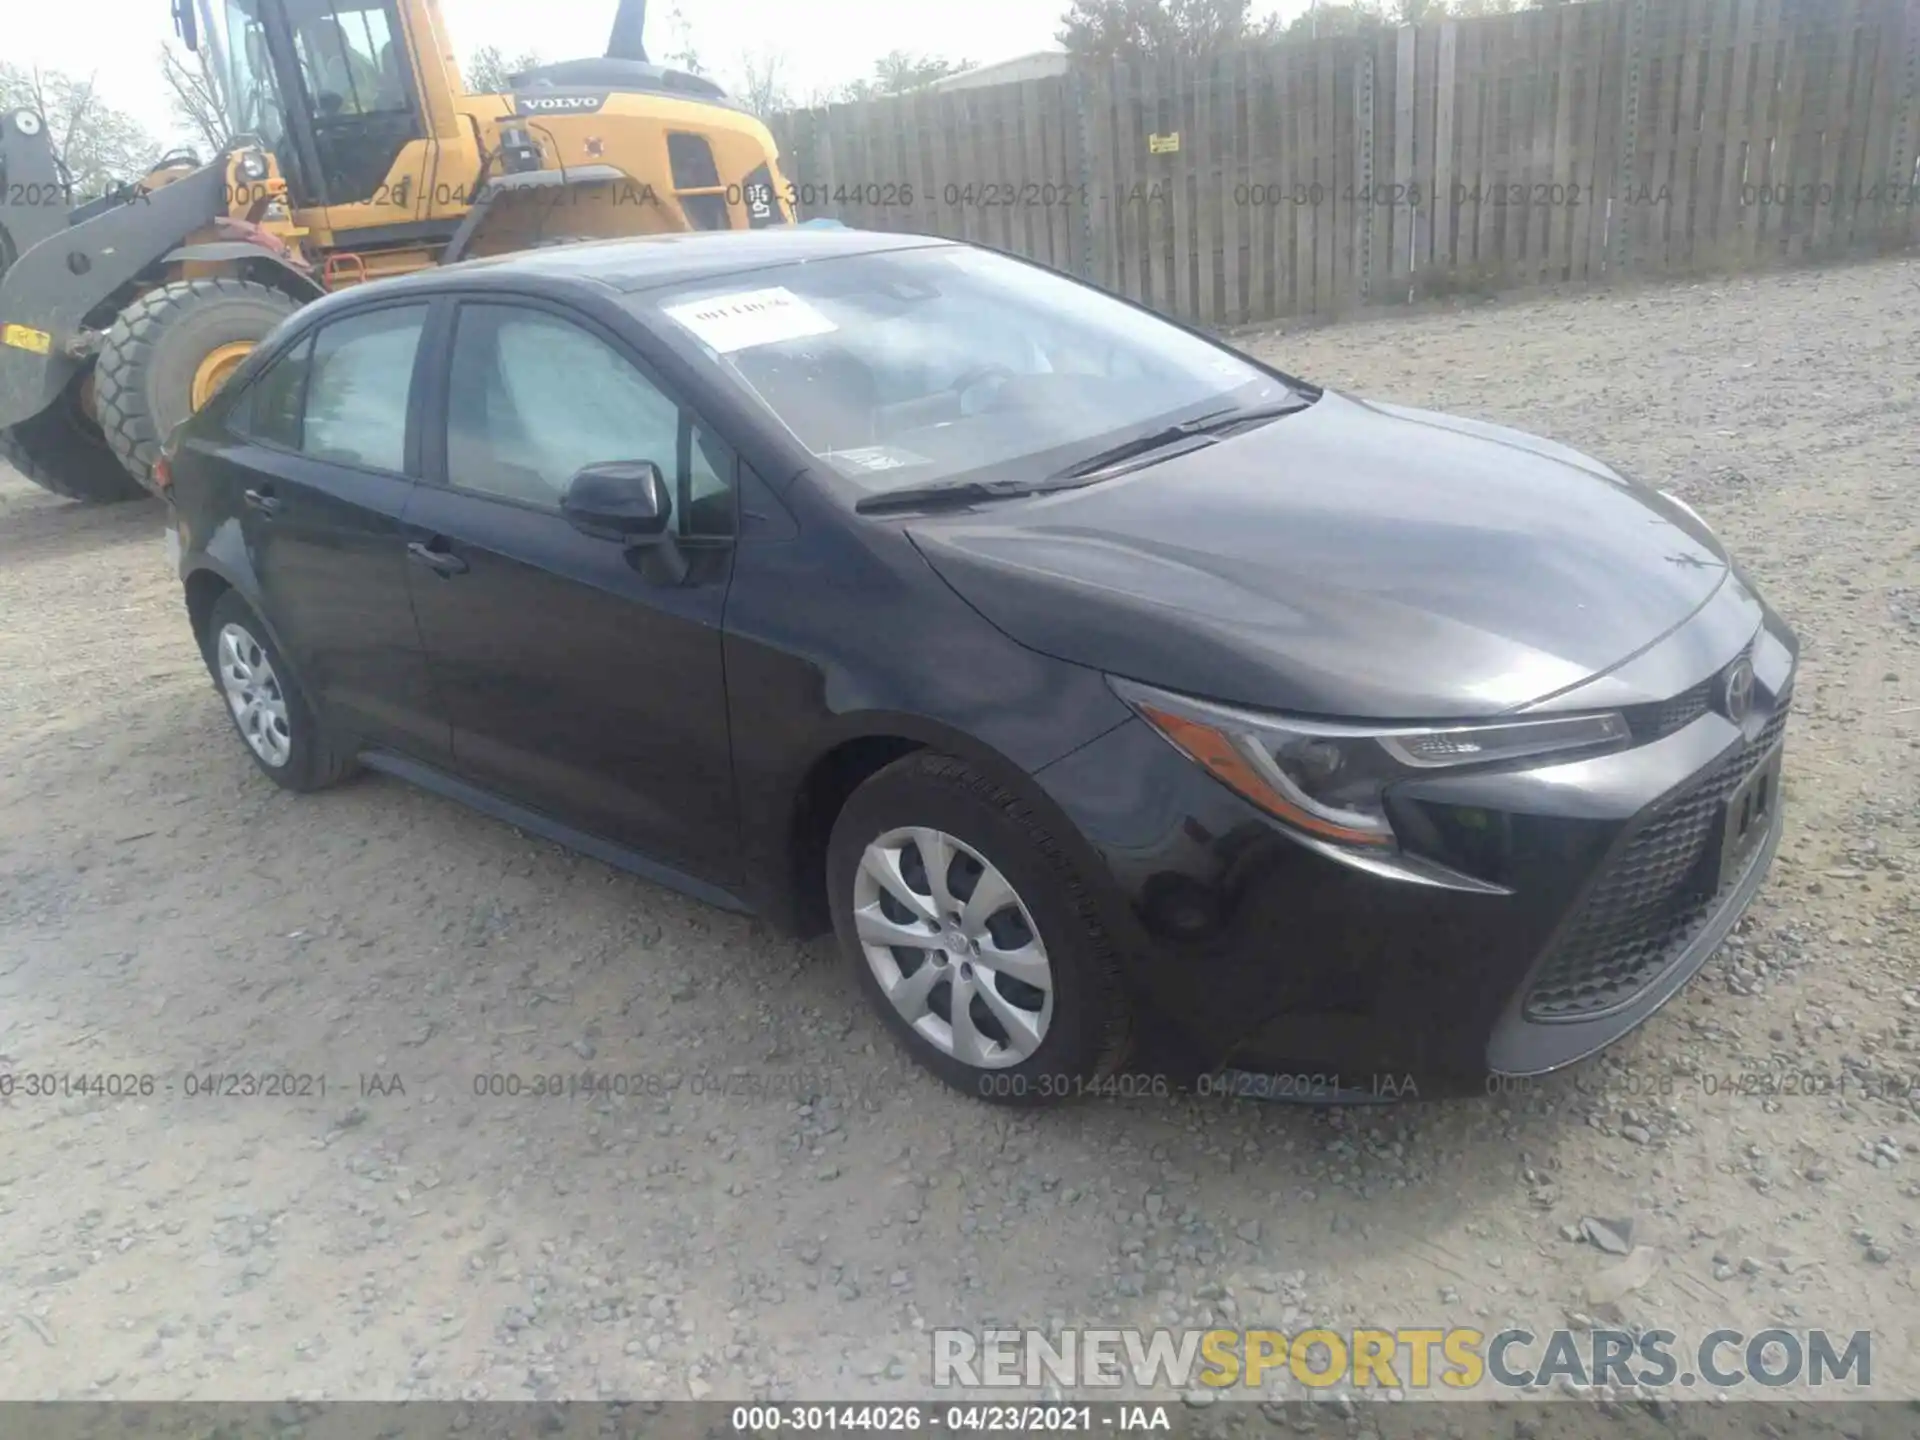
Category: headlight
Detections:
[
  {"x1": 1110, "y1": 677, "x2": 1630, "y2": 850},
  {"x1": 237, "y1": 148, "x2": 269, "y2": 181}
]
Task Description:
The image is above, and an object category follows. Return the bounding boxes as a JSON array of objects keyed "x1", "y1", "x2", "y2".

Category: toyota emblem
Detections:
[{"x1": 1720, "y1": 657, "x2": 1755, "y2": 724}]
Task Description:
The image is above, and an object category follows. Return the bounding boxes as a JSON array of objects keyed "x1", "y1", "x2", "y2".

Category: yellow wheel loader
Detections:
[{"x1": 0, "y1": 0, "x2": 791, "y2": 503}]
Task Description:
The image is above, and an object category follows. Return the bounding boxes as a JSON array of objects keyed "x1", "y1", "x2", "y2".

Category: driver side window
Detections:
[{"x1": 445, "y1": 303, "x2": 735, "y2": 537}]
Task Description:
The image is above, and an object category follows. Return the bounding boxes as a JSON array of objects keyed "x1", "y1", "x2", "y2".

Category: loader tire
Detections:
[
  {"x1": 95, "y1": 278, "x2": 301, "y2": 496},
  {"x1": 0, "y1": 370, "x2": 149, "y2": 505}
]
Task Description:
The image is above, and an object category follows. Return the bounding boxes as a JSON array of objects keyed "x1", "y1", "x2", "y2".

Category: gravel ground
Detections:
[{"x1": 1, "y1": 254, "x2": 1916, "y2": 1406}]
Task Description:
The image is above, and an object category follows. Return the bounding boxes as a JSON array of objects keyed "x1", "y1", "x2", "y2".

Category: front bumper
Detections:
[{"x1": 1033, "y1": 602, "x2": 1796, "y2": 1095}]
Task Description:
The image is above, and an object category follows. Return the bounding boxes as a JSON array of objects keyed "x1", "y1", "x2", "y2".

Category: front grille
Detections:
[
  {"x1": 1524, "y1": 703, "x2": 1788, "y2": 1021},
  {"x1": 1621, "y1": 642, "x2": 1756, "y2": 742},
  {"x1": 1624, "y1": 680, "x2": 1713, "y2": 741}
]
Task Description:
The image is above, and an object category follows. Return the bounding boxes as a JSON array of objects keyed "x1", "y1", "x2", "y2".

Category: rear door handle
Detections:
[
  {"x1": 243, "y1": 487, "x2": 282, "y2": 517},
  {"x1": 407, "y1": 539, "x2": 469, "y2": 576}
]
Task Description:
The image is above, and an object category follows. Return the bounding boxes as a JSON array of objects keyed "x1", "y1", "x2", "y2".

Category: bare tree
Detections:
[
  {"x1": 731, "y1": 50, "x2": 795, "y2": 118},
  {"x1": 1283, "y1": 1, "x2": 1388, "y2": 38},
  {"x1": 465, "y1": 45, "x2": 545, "y2": 93},
  {"x1": 817, "y1": 51, "x2": 978, "y2": 105},
  {"x1": 870, "y1": 51, "x2": 975, "y2": 93},
  {"x1": 659, "y1": 4, "x2": 704, "y2": 76},
  {"x1": 0, "y1": 62, "x2": 160, "y2": 198},
  {"x1": 160, "y1": 42, "x2": 231, "y2": 158}
]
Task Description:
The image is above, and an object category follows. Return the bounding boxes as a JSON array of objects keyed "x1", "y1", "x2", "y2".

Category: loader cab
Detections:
[{"x1": 200, "y1": 0, "x2": 427, "y2": 210}]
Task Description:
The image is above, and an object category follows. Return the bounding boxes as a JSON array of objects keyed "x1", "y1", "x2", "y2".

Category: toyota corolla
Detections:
[{"x1": 162, "y1": 227, "x2": 1795, "y2": 1103}]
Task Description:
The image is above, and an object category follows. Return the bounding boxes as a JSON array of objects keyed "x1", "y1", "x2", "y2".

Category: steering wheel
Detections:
[{"x1": 949, "y1": 363, "x2": 1015, "y2": 416}]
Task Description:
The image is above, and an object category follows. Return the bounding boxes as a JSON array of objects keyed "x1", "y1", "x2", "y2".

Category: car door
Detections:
[
  {"x1": 402, "y1": 296, "x2": 739, "y2": 882},
  {"x1": 223, "y1": 299, "x2": 447, "y2": 762}
]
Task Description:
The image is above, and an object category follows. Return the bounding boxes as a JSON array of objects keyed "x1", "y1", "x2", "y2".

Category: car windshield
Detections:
[{"x1": 639, "y1": 245, "x2": 1301, "y2": 496}]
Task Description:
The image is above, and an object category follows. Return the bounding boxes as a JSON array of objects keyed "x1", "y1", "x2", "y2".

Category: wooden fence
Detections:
[{"x1": 769, "y1": 0, "x2": 1920, "y2": 325}]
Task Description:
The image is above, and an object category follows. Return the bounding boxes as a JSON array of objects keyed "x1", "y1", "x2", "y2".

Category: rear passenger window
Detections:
[
  {"x1": 300, "y1": 304, "x2": 428, "y2": 471},
  {"x1": 229, "y1": 335, "x2": 313, "y2": 449}
]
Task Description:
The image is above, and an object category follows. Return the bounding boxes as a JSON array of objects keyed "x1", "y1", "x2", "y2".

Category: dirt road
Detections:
[{"x1": 2, "y1": 254, "x2": 1916, "y2": 1404}]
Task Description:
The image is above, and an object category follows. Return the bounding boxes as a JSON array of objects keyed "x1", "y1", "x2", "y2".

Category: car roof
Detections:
[{"x1": 350, "y1": 228, "x2": 957, "y2": 303}]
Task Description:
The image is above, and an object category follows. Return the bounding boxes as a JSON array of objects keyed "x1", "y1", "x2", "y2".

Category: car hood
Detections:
[{"x1": 906, "y1": 390, "x2": 1729, "y2": 719}]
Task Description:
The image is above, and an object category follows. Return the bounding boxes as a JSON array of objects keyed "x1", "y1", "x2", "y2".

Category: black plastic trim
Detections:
[{"x1": 356, "y1": 750, "x2": 753, "y2": 914}]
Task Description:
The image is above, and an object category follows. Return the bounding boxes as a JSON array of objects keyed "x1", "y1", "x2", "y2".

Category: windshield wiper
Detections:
[
  {"x1": 852, "y1": 398, "x2": 1313, "y2": 515},
  {"x1": 1050, "y1": 399, "x2": 1311, "y2": 481},
  {"x1": 854, "y1": 477, "x2": 1057, "y2": 515}
]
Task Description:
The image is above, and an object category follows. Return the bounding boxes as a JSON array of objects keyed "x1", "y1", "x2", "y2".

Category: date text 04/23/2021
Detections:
[{"x1": 729, "y1": 1405, "x2": 1171, "y2": 1433}]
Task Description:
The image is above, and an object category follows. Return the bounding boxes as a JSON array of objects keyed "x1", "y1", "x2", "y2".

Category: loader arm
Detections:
[{"x1": 0, "y1": 163, "x2": 228, "y2": 431}]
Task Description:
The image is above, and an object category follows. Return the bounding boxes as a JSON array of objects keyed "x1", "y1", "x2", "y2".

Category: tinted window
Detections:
[
  {"x1": 301, "y1": 304, "x2": 427, "y2": 471},
  {"x1": 644, "y1": 246, "x2": 1299, "y2": 496},
  {"x1": 230, "y1": 334, "x2": 314, "y2": 449},
  {"x1": 445, "y1": 303, "x2": 734, "y2": 535}
]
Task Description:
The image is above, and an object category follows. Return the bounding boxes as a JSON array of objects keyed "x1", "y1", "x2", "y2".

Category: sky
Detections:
[{"x1": 11, "y1": 0, "x2": 1302, "y2": 149}]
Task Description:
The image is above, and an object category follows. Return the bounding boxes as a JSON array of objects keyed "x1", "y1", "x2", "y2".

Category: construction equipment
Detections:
[{"x1": 0, "y1": 0, "x2": 791, "y2": 503}]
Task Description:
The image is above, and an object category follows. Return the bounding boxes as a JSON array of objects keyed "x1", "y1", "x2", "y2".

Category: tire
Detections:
[
  {"x1": 827, "y1": 752, "x2": 1132, "y2": 1105},
  {"x1": 0, "y1": 369, "x2": 150, "y2": 504},
  {"x1": 95, "y1": 278, "x2": 301, "y2": 495},
  {"x1": 203, "y1": 590, "x2": 355, "y2": 792}
]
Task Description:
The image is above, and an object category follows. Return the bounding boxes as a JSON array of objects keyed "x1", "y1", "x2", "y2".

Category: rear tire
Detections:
[
  {"x1": 203, "y1": 590, "x2": 355, "y2": 792},
  {"x1": 827, "y1": 753, "x2": 1132, "y2": 1105},
  {"x1": 0, "y1": 369, "x2": 150, "y2": 504},
  {"x1": 95, "y1": 278, "x2": 301, "y2": 495}
]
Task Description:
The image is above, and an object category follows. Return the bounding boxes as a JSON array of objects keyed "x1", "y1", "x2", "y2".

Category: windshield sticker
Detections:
[
  {"x1": 663, "y1": 287, "x2": 837, "y2": 353},
  {"x1": 831, "y1": 446, "x2": 931, "y2": 473}
]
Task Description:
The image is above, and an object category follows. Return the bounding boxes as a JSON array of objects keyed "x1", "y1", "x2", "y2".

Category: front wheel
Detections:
[
  {"x1": 95, "y1": 278, "x2": 301, "y2": 495},
  {"x1": 827, "y1": 753, "x2": 1131, "y2": 1105}
]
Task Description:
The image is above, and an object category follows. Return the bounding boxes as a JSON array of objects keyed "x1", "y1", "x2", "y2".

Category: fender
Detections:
[
  {"x1": 742, "y1": 704, "x2": 1133, "y2": 938},
  {"x1": 183, "y1": 513, "x2": 278, "y2": 658},
  {"x1": 162, "y1": 242, "x2": 326, "y2": 302},
  {"x1": 439, "y1": 164, "x2": 631, "y2": 263}
]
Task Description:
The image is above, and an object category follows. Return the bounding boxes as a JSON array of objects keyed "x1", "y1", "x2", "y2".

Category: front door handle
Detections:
[
  {"x1": 243, "y1": 487, "x2": 282, "y2": 517},
  {"x1": 407, "y1": 539, "x2": 469, "y2": 577}
]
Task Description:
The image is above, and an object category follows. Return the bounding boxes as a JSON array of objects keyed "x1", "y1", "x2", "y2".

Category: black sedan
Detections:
[{"x1": 161, "y1": 227, "x2": 1795, "y2": 1104}]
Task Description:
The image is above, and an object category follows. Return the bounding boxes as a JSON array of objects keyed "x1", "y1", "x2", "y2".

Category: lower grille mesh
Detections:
[{"x1": 1524, "y1": 705, "x2": 1788, "y2": 1021}]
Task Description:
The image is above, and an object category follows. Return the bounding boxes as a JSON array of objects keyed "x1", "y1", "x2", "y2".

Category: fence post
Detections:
[
  {"x1": 1612, "y1": 0, "x2": 1649, "y2": 275},
  {"x1": 1355, "y1": 47, "x2": 1376, "y2": 304},
  {"x1": 1069, "y1": 68, "x2": 1097, "y2": 283},
  {"x1": 1898, "y1": 0, "x2": 1920, "y2": 245}
]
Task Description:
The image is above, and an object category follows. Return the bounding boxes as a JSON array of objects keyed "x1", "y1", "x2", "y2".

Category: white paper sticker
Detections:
[
  {"x1": 662, "y1": 286, "x2": 837, "y2": 353},
  {"x1": 832, "y1": 445, "x2": 930, "y2": 473}
]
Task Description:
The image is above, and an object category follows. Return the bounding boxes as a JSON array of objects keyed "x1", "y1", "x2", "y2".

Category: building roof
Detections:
[{"x1": 923, "y1": 52, "x2": 1070, "y2": 92}]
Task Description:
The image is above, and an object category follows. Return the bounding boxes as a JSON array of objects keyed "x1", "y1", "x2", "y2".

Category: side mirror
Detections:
[
  {"x1": 561, "y1": 460, "x2": 672, "y2": 544},
  {"x1": 173, "y1": 0, "x2": 199, "y2": 50}
]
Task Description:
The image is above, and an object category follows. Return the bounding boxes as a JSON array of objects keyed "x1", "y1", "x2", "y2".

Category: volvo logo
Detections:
[
  {"x1": 1719, "y1": 657, "x2": 1756, "y2": 724},
  {"x1": 513, "y1": 93, "x2": 608, "y2": 115}
]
